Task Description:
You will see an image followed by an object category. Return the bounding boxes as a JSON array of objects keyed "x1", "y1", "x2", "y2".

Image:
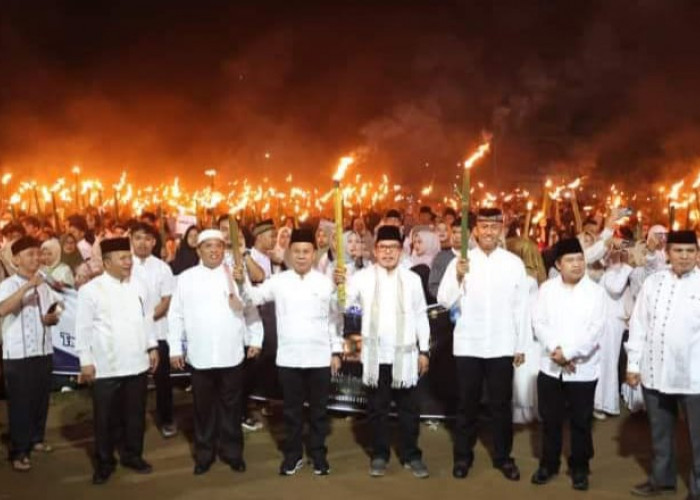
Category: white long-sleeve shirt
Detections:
[
  {"x1": 131, "y1": 254, "x2": 175, "y2": 341},
  {"x1": 0, "y1": 275, "x2": 59, "y2": 359},
  {"x1": 437, "y1": 246, "x2": 530, "y2": 358},
  {"x1": 168, "y1": 263, "x2": 263, "y2": 370},
  {"x1": 244, "y1": 269, "x2": 342, "y2": 368},
  {"x1": 346, "y1": 265, "x2": 430, "y2": 363},
  {"x1": 533, "y1": 274, "x2": 606, "y2": 381},
  {"x1": 75, "y1": 273, "x2": 156, "y2": 378},
  {"x1": 627, "y1": 268, "x2": 700, "y2": 394}
]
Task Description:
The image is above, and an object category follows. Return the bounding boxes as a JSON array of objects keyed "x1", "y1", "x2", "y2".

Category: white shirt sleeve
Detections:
[
  {"x1": 626, "y1": 280, "x2": 650, "y2": 373},
  {"x1": 533, "y1": 283, "x2": 559, "y2": 354},
  {"x1": 75, "y1": 286, "x2": 97, "y2": 367},
  {"x1": 436, "y1": 258, "x2": 463, "y2": 308},
  {"x1": 167, "y1": 279, "x2": 186, "y2": 358}
]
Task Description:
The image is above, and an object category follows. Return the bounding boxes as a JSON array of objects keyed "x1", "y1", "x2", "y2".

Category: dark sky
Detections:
[{"x1": 2, "y1": 0, "x2": 700, "y2": 189}]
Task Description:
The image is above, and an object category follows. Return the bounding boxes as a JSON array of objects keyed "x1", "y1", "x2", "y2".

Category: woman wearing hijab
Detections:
[
  {"x1": 170, "y1": 226, "x2": 200, "y2": 276},
  {"x1": 40, "y1": 238, "x2": 75, "y2": 288}
]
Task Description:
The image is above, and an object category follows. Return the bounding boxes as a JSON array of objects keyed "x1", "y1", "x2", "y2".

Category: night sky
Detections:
[{"x1": 2, "y1": 0, "x2": 700, "y2": 188}]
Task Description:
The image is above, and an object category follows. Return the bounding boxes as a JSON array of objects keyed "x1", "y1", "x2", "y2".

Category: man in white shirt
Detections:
[
  {"x1": 0, "y1": 236, "x2": 60, "y2": 472},
  {"x1": 437, "y1": 207, "x2": 529, "y2": 481},
  {"x1": 531, "y1": 238, "x2": 605, "y2": 491},
  {"x1": 626, "y1": 230, "x2": 700, "y2": 500},
  {"x1": 75, "y1": 237, "x2": 159, "y2": 485},
  {"x1": 337, "y1": 225, "x2": 431, "y2": 479},
  {"x1": 168, "y1": 229, "x2": 263, "y2": 476},
  {"x1": 130, "y1": 222, "x2": 176, "y2": 438},
  {"x1": 239, "y1": 228, "x2": 343, "y2": 476}
]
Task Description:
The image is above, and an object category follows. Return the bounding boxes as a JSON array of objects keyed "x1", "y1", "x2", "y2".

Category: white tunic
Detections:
[
  {"x1": 0, "y1": 275, "x2": 59, "y2": 359},
  {"x1": 250, "y1": 248, "x2": 272, "y2": 279},
  {"x1": 533, "y1": 274, "x2": 606, "y2": 382},
  {"x1": 437, "y1": 246, "x2": 530, "y2": 358},
  {"x1": 75, "y1": 273, "x2": 156, "y2": 378},
  {"x1": 244, "y1": 269, "x2": 343, "y2": 368},
  {"x1": 346, "y1": 266, "x2": 429, "y2": 352},
  {"x1": 627, "y1": 268, "x2": 700, "y2": 394},
  {"x1": 595, "y1": 263, "x2": 633, "y2": 414},
  {"x1": 167, "y1": 263, "x2": 263, "y2": 370},
  {"x1": 131, "y1": 254, "x2": 175, "y2": 341}
]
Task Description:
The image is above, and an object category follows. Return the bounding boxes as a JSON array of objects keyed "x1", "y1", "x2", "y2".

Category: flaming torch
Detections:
[
  {"x1": 524, "y1": 200, "x2": 534, "y2": 238},
  {"x1": 72, "y1": 165, "x2": 81, "y2": 210},
  {"x1": 693, "y1": 173, "x2": 700, "y2": 226},
  {"x1": 461, "y1": 141, "x2": 491, "y2": 259},
  {"x1": 1, "y1": 173, "x2": 12, "y2": 213},
  {"x1": 568, "y1": 178, "x2": 583, "y2": 234},
  {"x1": 333, "y1": 156, "x2": 354, "y2": 307}
]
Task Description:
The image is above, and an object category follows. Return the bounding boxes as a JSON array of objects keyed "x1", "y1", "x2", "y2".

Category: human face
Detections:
[
  {"x1": 13, "y1": 247, "x2": 41, "y2": 276},
  {"x1": 316, "y1": 228, "x2": 329, "y2": 249},
  {"x1": 277, "y1": 229, "x2": 291, "y2": 249},
  {"x1": 219, "y1": 219, "x2": 231, "y2": 246},
  {"x1": 103, "y1": 250, "x2": 133, "y2": 281},
  {"x1": 40, "y1": 246, "x2": 57, "y2": 267},
  {"x1": 450, "y1": 226, "x2": 462, "y2": 249},
  {"x1": 418, "y1": 212, "x2": 432, "y2": 225},
  {"x1": 347, "y1": 233, "x2": 362, "y2": 258},
  {"x1": 436, "y1": 223, "x2": 449, "y2": 245},
  {"x1": 412, "y1": 233, "x2": 425, "y2": 256},
  {"x1": 290, "y1": 242, "x2": 315, "y2": 275},
  {"x1": 374, "y1": 240, "x2": 402, "y2": 270},
  {"x1": 384, "y1": 216, "x2": 401, "y2": 228},
  {"x1": 556, "y1": 253, "x2": 586, "y2": 284},
  {"x1": 198, "y1": 239, "x2": 225, "y2": 268},
  {"x1": 68, "y1": 224, "x2": 84, "y2": 241},
  {"x1": 186, "y1": 228, "x2": 199, "y2": 248},
  {"x1": 668, "y1": 243, "x2": 698, "y2": 276},
  {"x1": 474, "y1": 221, "x2": 503, "y2": 253},
  {"x1": 581, "y1": 232, "x2": 595, "y2": 248},
  {"x1": 63, "y1": 235, "x2": 77, "y2": 254},
  {"x1": 352, "y1": 218, "x2": 366, "y2": 234},
  {"x1": 257, "y1": 229, "x2": 277, "y2": 252},
  {"x1": 131, "y1": 230, "x2": 155, "y2": 259}
]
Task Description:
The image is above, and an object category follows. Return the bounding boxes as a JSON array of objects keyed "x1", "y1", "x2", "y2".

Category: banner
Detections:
[{"x1": 52, "y1": 288, "x2": 81, "y2": 375}]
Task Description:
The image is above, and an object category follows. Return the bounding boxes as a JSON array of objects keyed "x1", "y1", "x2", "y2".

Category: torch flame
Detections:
[
  {"x1": 332, "y1": 156, "x2": 354, "y2": 182},
  {"x1": 693, "y1": 172, "x2": 700, "y2": 189},
  {"x1": 1, "y1": 174, "x2": 12, "y2": 186},
  {"x1": 463, "y1": 141, "x2": 491, "y2": 170},
  {"x1": 567, "y1": 178, "x2": 582, "y2": 190},
  {"x1": 669, "y1": 180, "x2": 684, "y2": 201},
  {"x1": 527, "y1": 200, "x2": 534, "y2": 211}
]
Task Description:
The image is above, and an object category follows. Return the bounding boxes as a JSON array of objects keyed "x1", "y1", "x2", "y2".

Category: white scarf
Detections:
[{"x1": 361, "y1": 266, "x2": 418, "y2": 388}]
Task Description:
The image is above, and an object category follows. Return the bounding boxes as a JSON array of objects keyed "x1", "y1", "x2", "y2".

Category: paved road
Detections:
[{"x1": 0, "y1": 388, "x2": 693, "y2": 499}]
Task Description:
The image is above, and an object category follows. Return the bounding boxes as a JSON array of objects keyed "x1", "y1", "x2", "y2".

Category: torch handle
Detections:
[{"x1": 228, "y1": 215, "x2": 244, "y2": 285}]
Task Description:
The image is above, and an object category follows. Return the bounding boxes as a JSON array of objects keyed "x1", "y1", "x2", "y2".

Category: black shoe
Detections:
[
  {"x1": 279, "y1": 457, "x2": 303, "y2": 476},
  {"x1": 92, "y1": 468, "x2": 113, "y2": 485},
  {"x1": 121, "y1": 458, "x2": 153, "y2": 474},
  {"x1": 496, "y1": 461, "x2": 520, "y2": 481},
  {"x1": 630, "y1": 481, "x2": 677, "y2": 497},
  {"x1": 453, "y1": 462, "x2": 471, "y2": 479},
  {"x1": 531, "y1": 467, "x2": 557, "y2": 485},
  {"x1": 193, "y1": 462, "x2": 211, "y2": 476},
  {"x1": 313, "y1": 457, "x2": 331, "y2": 476},
  {"x1": 572, "y1": 471, "x2": 589, "y2": 491},
  {"x1": 228, "y1": 459, "x2": 246, "y2": 473}
]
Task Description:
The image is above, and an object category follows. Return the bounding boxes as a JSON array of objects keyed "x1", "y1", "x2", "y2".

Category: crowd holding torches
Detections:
[{"x1": 2, "y1": 156, "x2": 700, "y2": 253}]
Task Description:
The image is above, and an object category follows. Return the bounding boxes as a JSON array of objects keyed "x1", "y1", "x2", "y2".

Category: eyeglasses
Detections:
[{"x1": 376, "y1": 244, "x2": 402, "y2": 252}]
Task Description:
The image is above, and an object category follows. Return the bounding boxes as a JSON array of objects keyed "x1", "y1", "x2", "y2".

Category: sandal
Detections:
[
  {"x1": 12, "y1": 456, "x2": 32, "y2": 472},
  {"x1": 33, "y1": 443, "x2": 53, "y2": 453}
]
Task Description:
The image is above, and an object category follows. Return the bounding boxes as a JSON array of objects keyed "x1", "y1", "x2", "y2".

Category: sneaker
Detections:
[
  {"x1": 593, "y1": 410, "x2": 607, "y2": 421},
  {"x1": 313, "y1": 457, "x2": 331, "y2": 476},
  {"x1": 369, "y1": 458, "x2": 387, "y2": 477},
  {"x1": 160, "y1": 423, "x2": 178, "y2": 438},
  {"x1": 279, "y1": 458, "x2": 303, "y2": 476},
  {"x1": 630, "y1": 481, "x2": 677, "y2": 497},
  {"x1": 241, "y1": 417, "x2": 263, "y2": 432},
  {"x1": 404, "y1": 459, "x2": 429, "y2": 479}
]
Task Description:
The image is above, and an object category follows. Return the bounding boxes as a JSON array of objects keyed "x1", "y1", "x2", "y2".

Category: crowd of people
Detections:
[{"x1": 0, "y1": 202, "x2": 698, "y2": 499}]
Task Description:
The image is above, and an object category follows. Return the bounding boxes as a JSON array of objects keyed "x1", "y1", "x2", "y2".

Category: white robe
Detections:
[{"x1": 512, "y1": 276, "x2": 541, "y2": 424}]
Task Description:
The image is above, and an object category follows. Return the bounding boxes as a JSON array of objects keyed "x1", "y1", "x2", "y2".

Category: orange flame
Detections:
[
  {"x1": 333, "y1": 156, "x2": 354, "y2": 182},
  {"x1": 463, "y1": 141, "x2": 491, "y2": 170}
]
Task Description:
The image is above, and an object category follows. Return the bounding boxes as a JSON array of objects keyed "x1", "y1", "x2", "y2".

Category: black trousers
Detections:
[
  {"x1": 190, "y1": 364, "x2": 243, "y2": 466},
  {"x1": 153, "y1": 340, "x2": 174, "y2": 426},
  {"x1": 537, "y1": 372, "x2": 597, "y2": 474},
  {"x1": 454, "y1": 356, "x2": 514, "y2": 466},
  {"x1": 92, "y1": 372, "x2": 148, "y2": 471},
  {"x1": 241, "y1": 356, "x2": 260, "y2": 419},
  {"x1": 365, "y1": 364, "x2": 422, "y2": 463},
  {"x1": 3, "y1": 355, "x2": 52, "y2": 460},
  {"x1": 278, "y1": 366, "x2": 331, "y2": 462}
]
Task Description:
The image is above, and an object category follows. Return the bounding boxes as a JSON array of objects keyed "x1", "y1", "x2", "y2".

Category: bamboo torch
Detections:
[
  {"x1": 461, "y1": 141, "x2": 491, "y2": 259},
  {"x1": 333, "y1": 156, "x2": 354, "y2": 308}
]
